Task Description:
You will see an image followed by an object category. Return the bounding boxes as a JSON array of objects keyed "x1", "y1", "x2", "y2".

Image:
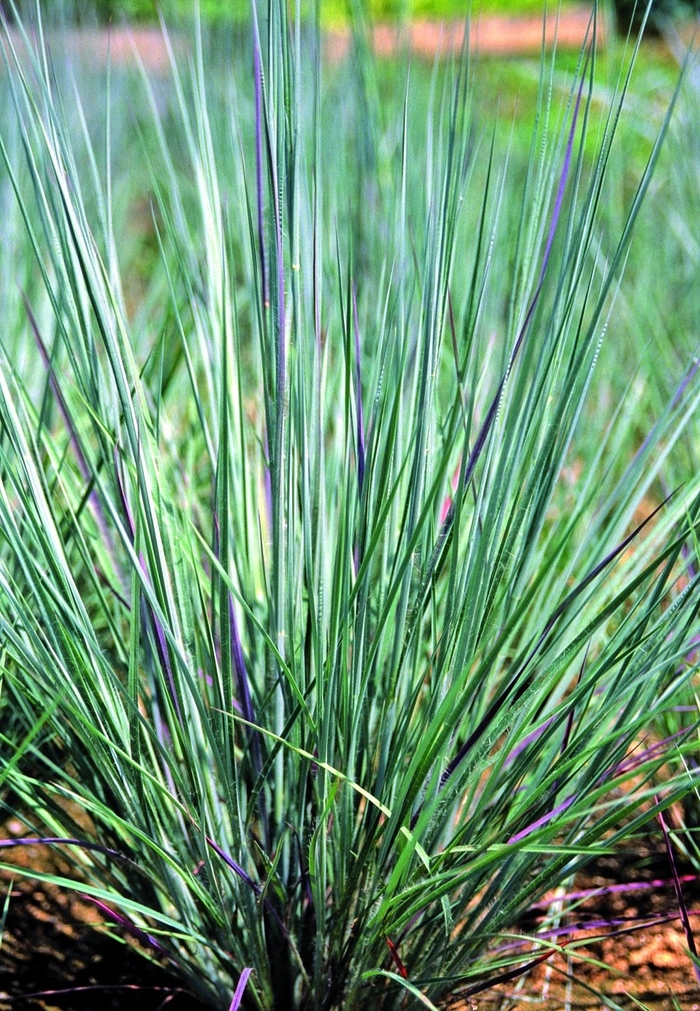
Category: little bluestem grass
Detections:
[{"x1": 0, "y1": 2, "x2": 699, "y2": 1008}]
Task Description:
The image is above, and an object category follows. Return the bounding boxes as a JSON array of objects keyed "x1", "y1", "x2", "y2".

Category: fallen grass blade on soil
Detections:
[{"x1": 0, "y1": 1, "x2": 699, "y2": 1008}]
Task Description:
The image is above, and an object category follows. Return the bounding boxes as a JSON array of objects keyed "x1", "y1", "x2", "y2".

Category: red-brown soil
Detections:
[
  {"x1": 3, "y1": 5, "x2": 603, "y2": 73},
  {"x1": 327, "y1": 5, "x2": 605, "y2": 61},
  {"x1": 448, "y1": 843, "x2": 700, "y2": 1009},
  {"x1": 0, "y1": 877, "x2": 208, "y2": 1011},
  {"x1": 2, "y1": 830, "x2": 700, "y2": 1009}
]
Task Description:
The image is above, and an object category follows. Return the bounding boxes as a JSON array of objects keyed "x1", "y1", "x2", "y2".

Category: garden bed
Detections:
[{"x1": 2, "y1": 832, "x2": 700, "y2": 1009}]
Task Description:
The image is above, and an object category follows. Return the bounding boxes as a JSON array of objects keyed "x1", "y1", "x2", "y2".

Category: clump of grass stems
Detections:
[{"x1": 0, "y1": 2, "x2": 699, "y2": 1008}]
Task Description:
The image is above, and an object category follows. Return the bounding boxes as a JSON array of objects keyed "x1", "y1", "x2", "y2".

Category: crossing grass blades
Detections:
[{"x1": 0, "y1": 0, "x2": 699, "y2": 1008}]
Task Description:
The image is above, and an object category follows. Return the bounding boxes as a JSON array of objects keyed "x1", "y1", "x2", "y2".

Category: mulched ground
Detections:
[
  {"x1": 451, "y1": 841, "x2": 700, "y2": 1010},
  {"x1": 0, "y1": 823, "x2": 210, "y2": 1011},
  {"x1": 0, "y1": 878, "x2": 209, "y2": 1011},
  {"x1": 2, "y1": 833, "x2": 700, "y2": 1009}
]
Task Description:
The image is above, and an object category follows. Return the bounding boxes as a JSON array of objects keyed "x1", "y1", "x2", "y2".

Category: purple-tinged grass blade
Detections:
[
  {"x1": 212, "y1": 511, "x2": 255, "y2": 722},
  {"x1": 228, "y1": 591, "x2": 256, "y2": 733},
  {"x1": 24, "y1": 294, "x2": 112, "y2": 550},
  {"x1": 0, "y1": 835, "x2": 139, "y2": 866},
  {"x1": 474, "y1": 59, "x2": 586, "y2": 468},
  {"x1": 406, "y1": 898, "x2": 697, "y2": 990},
  {"x1": 528, "y1": 874, "x2": 699, "y2": 908},
  {"x1": 439, "y1": 493, "x2": 674, "y2": 792},
  {"x1": 113, "y1": 444, "x2": 136, "y2": 538},
  {"x1": 211, "y1": 507, "x2": 264, "y2": 790},
  {"x1": 602, "y1": 729, "x2": 691, "y2": 782},
  {"x1": 494, "y1": 912, "x2": 686, "y2": 955},
  {"x1": 506, "y1": 648, "x2": 584, "y2": 791},
  {"x1": 671, "y1": 354, "x2": 700, "y2": 410},
  {"x1": 206, "y1": 836, "x2": 259, "y2": 892},
  {"x1": 206, "y1": 836, "x2": 288, "y2": 938},
  {"x1": 486, "y1": 907, "x2": 700, "y2": 986},
  {"x1": 0, "y1": 984, "x2": 189, "y2": 1002},
  {"x1": 459, "y1": 900, "x2": 688, "y2": 998},
  {"x1": 250, "y1": 0, "x2": 286, "y2": 551},
  {"x1": 421, "y1": 54, "x2": 590, "y2": 599},
  {"x1": 0, "y1": 836, "x2": 158, "y2": 898},
  {"x1": 82, "y1": 896, "x2": 166, "y2": 954},
  {"x1": 229, "y1": 968, "x2": 254, "y2": 1011},
  {"x1": 0, "y1": 840, "x2": 184, "y2": 963},
  {"x1": 658, "y1": 801, "x2": 700, "y2": 986},
  {"x1": 439, "y1": 457, "x2": 462, "y2": 525},
  {"x1": 228, "y1": 590, "x2": 266, "y2": 794},
  {"x1": 262, "y1": 427, "x2": 273, "y2": 542},
  {"x1": 147, "y1": 593, "x2": 183, "y2": 726},
  {"x1": 508, "y1": 792, "x2": 576, "y2": 844},
  {"x1": 113, "y1": 444, "x2": 183, "y2": 728},
  {"x1": 503, "y1": 715, "x2": 557, "y2": 766}
]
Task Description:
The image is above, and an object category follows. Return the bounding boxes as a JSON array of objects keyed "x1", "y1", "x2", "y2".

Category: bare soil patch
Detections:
[
  {"x1": 327, "y1": 5, "x2": 605, "y2": 61},
  {"x1": 2, "y1": 830, "x2": 700, "y2": 1009},
  {"x1": 3, "y1": 6, "x2": 603, "y2": 75},
  {"x1": 447, "y1": 841, "x2": 700, "y2": 1010}
]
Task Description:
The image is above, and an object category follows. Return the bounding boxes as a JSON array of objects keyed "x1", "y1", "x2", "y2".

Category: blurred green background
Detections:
[
  {"x1": 5, "y1": 0, "x2": 569, "y2": 22},
  {"x1": 4, "y1": 0, "x2": 699, "y2": 28}
]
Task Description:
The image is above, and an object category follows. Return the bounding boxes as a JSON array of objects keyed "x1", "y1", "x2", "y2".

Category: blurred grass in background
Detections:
[
  {"x1": 8, "y1": 0, "x2": 700, "y2": 26},
  {"x1": 8, "y1": 0, "x2": 577, "y2": 23}
]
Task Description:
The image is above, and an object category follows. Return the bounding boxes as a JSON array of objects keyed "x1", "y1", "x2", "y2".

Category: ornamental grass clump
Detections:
[{"x1": 0, "y1": 2, "x2": 699, "y2": 1008}]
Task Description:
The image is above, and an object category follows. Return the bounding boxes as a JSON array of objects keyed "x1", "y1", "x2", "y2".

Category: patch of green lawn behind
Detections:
[{"x1": 41, "y1": 0, "x2": 582, "y2": 27}]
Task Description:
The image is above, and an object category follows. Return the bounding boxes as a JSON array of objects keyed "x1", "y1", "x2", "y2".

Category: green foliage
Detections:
[
  {"x1": 7, "y1": 0, "x2": 700, "y2": 27},
  {"x1": 0, "y1": 4, "x2": 698, "y2": 1010},
  {"x1": 7, "y1": 0, "x2": 576, "y2": 25}
]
